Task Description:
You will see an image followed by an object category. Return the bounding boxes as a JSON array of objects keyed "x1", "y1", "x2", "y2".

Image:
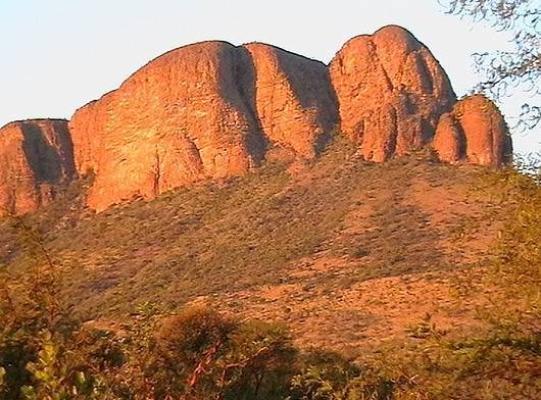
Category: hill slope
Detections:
[{"x1": 0, "y1": 139, "x2": 507, "y2": 353}]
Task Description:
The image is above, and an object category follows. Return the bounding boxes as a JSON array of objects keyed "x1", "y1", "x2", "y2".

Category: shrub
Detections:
[{"x1": 148, "y1": 307, "x2": 296, "y2": 400}]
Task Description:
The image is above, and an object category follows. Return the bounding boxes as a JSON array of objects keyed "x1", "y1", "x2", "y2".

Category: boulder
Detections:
[{"x1": 433, "y1": 95, "x2": 512, "y2": 166}]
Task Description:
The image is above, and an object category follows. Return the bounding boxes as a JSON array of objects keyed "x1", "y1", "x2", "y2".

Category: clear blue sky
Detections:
[{"x1": 1, "y1": 0, "x2": 538, "y2": 153}]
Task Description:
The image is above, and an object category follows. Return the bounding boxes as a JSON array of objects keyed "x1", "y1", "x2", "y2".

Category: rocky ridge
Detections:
[{"x1": 0, "y1": 25, "x2": 513, "y2": 215}]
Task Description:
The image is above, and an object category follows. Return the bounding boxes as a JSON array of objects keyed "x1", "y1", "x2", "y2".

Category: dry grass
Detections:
[{"x1": 0, "y1": 138, "x2": 509, "y2": 354}]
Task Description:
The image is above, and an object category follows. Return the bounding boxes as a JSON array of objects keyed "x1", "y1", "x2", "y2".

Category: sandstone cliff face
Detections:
[
  {"x1": 329, "y1": 25, "x2": 456, "y2": 161},
  {"x1": 70, "y1": 42, "x2": 260, "y2": 211},
  {"x1": 243, "y1": 43, "x2": 337, "y2": 157},
  {"x1": 433, "y1": 95, "x2": 512, "y2": 166},
  {"x1": 69, "y1": 41, "x2": 338, "y2": 211},
  {"x1": 0, "y1": 119, "x2": 74, "y2": 215},
  {"x1": 69, "y1": 92, "x2": 115, "y2": 176}
]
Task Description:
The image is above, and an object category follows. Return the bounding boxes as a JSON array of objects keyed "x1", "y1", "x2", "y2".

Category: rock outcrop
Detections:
[
  {"x1": 329, "y1": 25, "x2": 456, "y2": 161},
  {"x1": 1, "y1": 26, "x2": 514, "y2": 215},
  {"x1": 0, "y1": 119, "x2": 74, "y2": 215},
  {"x1": 433, "y1": 95, "x2": 512, "y2": 166},
  {"x1": 69, "y1": 41, "x2": 338, "y2": 211},
  {"x1": 70, "y1": 42, "x2": 259, "y2": 211},
  {"x1": 244, "y1": 43, "x2": 338, "y2": 157},
  {"x1": 432, "y1": 113, "x2": 465, "y2": 164}
]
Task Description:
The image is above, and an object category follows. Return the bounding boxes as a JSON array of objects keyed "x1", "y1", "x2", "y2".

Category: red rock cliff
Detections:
[
  {"x1": 329, "y1": 25, "x2": 456, "y2": 161},
  {"x1": 1, "y1": 26, "x2": 513, "y2": 214},
  {"x1": 69, "y1": 41, "x2": 338, "y2": 211},
  {"x1": 70, "y1": 42, "x2": 259, "y2": 211}
]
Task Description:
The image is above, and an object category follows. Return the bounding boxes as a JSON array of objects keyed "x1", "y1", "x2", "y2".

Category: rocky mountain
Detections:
[{"x1": 0, "y1": 25, "x2": 512, "y2": 215}]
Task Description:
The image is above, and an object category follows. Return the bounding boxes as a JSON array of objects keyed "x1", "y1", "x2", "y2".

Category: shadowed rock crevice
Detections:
[
  {"x1": 0, "y1": 119, "x2": 75, "y2": 215},
  {"x1": 20, "y1": 119, "x2": 75, "y2": 183},
  {"x1": 234, "y1": 46, "x2": 268, "y2": 165}
]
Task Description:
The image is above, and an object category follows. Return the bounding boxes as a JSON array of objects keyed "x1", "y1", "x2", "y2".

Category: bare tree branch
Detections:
[{"x1": 440, "y1": 0, "x2": 541, "y2": 129}]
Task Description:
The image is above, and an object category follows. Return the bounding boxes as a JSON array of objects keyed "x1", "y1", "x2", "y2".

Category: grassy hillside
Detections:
[{"x1": 0, "y1": 138, "x2": 509, "y2": 353}]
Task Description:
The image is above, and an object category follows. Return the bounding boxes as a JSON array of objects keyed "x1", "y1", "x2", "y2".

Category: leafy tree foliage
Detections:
[{"x1": 440, "y1": 0, "x2": 540, "y2": 129}]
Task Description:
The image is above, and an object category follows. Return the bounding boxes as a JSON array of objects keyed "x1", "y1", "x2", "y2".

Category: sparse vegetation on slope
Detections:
[
  {"x1": 1, "y1": 138, "x2": 505, "y2": 347},
  {"x1": 1, "y1": 140, "x2": 541, "y2": 398}
]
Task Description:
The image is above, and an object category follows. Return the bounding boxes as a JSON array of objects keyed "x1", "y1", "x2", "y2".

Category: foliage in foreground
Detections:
[{"x1": 441, "y1": 0, "x2": 540, "y2": 130}]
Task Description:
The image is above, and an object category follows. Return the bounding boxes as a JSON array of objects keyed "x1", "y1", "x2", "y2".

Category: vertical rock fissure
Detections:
[{"x1": 235, "y1": 46, "x2": 268, "y2": 165}]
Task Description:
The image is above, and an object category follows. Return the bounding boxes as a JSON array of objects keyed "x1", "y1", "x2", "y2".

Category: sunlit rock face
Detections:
[
  {"x1": 69, "y1": 41, "x2": 338, "y2": 211},
  {"x1": 433, "y1": 95, "x2": 513, "y2": 167},
  {"x1": 329, "y1": 25, "x2": 456, "y2": 162},
  {"x1": 243, "y1": 42, "x2": 338, "y2": 157},
  {"x1": 69, "y1": 42, "x2": 258, "y2": 211}
]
